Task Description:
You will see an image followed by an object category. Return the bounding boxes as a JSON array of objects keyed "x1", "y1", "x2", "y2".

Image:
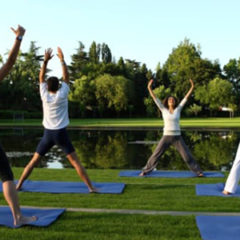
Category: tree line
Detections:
[{"x1": 0, "y1": 38, "x2": 239, "y2": 118}]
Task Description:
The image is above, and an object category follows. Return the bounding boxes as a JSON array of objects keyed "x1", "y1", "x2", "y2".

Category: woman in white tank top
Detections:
[{"x1": 140, "y1": 79, "x2": 203, "y2": 177}]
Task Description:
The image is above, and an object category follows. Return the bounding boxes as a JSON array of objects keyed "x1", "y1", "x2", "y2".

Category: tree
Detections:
[
  {"x1": 69, "y1": 41, "x2": 89, "y2": 81},
  {"x1": 223, "y1": 58, "x2": 240, "y2": 97},
  {"x1": 68, "y1": 75, "x2": 96, "y2": 117},
  {"x1": 195, "y1": 77, "x2": 236, "y2": 112},
  {"x1": 185, "y1": 104, "x2": 202, "y2": 116},
  {"x1": 0, "y1": 41, "x2": 42, "y2": 111},
  {"x1": 163, "y1": 38, "x2": 221, "y2": 98},
  {"x1": 101, "y1": 43, "x2": 112, "y2": 63},
  {"x1": 95, "y1": 74, "x2": 134, "y2": 115},
  {"x1": 89, "y1": 41, "x2": 100, "y2": 63}
]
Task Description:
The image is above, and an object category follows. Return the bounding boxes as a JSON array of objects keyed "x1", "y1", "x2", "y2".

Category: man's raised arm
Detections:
[
  {"x1": 39, "y1": 48, "x2": 53, "y2": 83},
  {"x1": 57, "y1": 47, "x2": 69, "y2": 84}
]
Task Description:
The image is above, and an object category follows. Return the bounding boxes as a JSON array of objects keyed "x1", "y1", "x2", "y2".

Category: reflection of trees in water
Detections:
[
  {"x1": 72, "y1": 132, "x2": 129, "y2": 169},
  {"x1": 193, "y1": 131, "x2": 237, "y2": 170},
  {"x1": 142, "y1": 130, "x2": 238, "y2": 171},
  {"x1": 2, "y1": 128, "x2": 240, "y2": 170}
]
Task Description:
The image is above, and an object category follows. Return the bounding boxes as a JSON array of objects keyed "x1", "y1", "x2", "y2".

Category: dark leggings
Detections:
[
  {"x1": 142, "y1": 135, "x2": 202, "y2": 174},
  {"x1": 0, "y1": 144, "x2": 14, "y2": 182}
]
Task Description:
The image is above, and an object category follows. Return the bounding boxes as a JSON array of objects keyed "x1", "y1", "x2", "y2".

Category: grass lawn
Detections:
[
  {"x1": 0, "y1": 117, "x2": 240, "y2": 128},
  {"x1": 0, "y1": 168, "x2": 234, "y2": 239}
]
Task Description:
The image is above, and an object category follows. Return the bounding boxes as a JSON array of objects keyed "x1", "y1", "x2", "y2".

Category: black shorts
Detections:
[
  {"x1": 0, "y1": 144, "x2": 14, "y2": 182},
  {"x1": 36, "y1": 128, "x2": 75, "y2": 156}
]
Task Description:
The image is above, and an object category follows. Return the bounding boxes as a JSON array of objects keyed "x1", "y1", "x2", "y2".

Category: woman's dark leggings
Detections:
[
  {"x1": 142, "y1": 135, "x2": 202, "y2": 174},
  {"x1": 0, "y1": 145, "x2": 14, "y2": 182}
]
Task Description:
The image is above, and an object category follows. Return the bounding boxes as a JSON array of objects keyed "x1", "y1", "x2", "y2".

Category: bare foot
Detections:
[
  {"x1": 14, "y1": 215, "x2": 37, "y2": 226},
  {"x1": 89, "y1": 187, "x2": 98, "y2": 193},
  {"x1": 139, "y1": 172, "x2": 145, "y2": 176},
  {"x1": 197, "y1": 172, "x2": 204, "y2": 177},
  {"x1": 222, "y1": 190, "x2": 231, "y2": 195}
]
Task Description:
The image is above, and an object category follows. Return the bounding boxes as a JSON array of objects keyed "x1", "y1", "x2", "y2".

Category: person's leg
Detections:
[
  {"x1": 223, "y1": 143, "x2": 240, "y2": 194},
  {"x1": 3, "y1": 181, "x2": 37, "y2": 226},
  {"x1": 16, "y1": 153, "x2": 41, "y2": 190},
  {"x1": 16, "y1": 129, "x2": 53, "y2": 190},
  {"x1": 66, "y1": 152, "x2": 96, "y2": 192},
  {"x1": 172, "y1": 136, "x2": 203, "y2": 176},
  {"x1": 0, "y1": 145, "x2": 36, "y2": 226},
  {"x1": 55, "y1": 128, "x2": 96, "y2": 192},
  {"x1": 140, "y1": 136, "x2": 171, "y2": 175}
]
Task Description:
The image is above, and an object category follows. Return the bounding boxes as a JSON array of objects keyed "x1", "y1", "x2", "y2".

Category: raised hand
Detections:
[
  {"x1": 44, "y1": 48, "x2": 53, "y2": 62},
  {"x1": 11, "y1": 25, "x2": 25, "y2": 37},
  {"x1": 57, "y1": 47, "x2": 64, "y2": 62}
]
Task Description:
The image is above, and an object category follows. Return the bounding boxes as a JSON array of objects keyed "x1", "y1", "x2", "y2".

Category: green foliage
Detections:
[
  {"x1": 95, "y1": 74, "x2": 134, "y2": 113},
  {"x1": 0, "y1": 41, "x2": 42, "y2": 111},
  {"x1": 195, "y1": 77, "x2": 236, "y2": 111},
  {"x1": 185, "y1": 104, "x2": 202, "y2": 116},
  {"x1": 69, "y1": 75, "x2": 96, "y2": 116}
]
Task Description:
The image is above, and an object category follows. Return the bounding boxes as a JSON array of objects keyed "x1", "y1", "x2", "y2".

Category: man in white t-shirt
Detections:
[{"x1": 16, "y1": 48, "x2": 96, "y2": 192}]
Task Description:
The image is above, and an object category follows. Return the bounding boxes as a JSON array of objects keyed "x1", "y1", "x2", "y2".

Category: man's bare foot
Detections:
[
  {"x1": 139, "y1": 172, "x2": 146, "y2": 176},
  {"x1": 222, "y1": 190, "x2": 231, "y2": 195},
  {"x1": 89, "y1": 187, "x2": 98, "y2": 193},
  {"x1": 197, "y1": 172, "x2": 204, "y2": 177},
  {"x1": 14, "y1": 215, "x2": 37, "y2": 226}
]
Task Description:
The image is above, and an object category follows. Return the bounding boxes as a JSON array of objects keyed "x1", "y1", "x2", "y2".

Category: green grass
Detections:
[
  {"x1": 0, "y1": 117, "x2": 240, "y2": 128},
  {"x1": 0, "y1": 213, "x2": 201, "y2": 240},
  {"x1": 2, "y1": 168, "x2": 235, "y2": 213},
  {"x1": 0, "y1": 168, "x2": 210, "y2": 239}
]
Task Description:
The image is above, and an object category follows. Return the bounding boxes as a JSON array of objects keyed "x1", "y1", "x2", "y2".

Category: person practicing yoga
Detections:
[
  {"x1": 139, "y1": 79, "x2": 204, "y2": 177},
  {"x1": 0, "y1": 25, "x2": 36, "y2": 226},
  {"x1": 16, "y1": 47, "x2": 96, "y2": 193},
  {"x1": 222, "y1": 142, "x2": 240, "y2": 195}
]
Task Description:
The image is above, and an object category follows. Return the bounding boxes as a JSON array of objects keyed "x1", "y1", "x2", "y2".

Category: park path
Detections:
[{"x1": 14, "y1": 205, "x2": 240, "y2": 216}]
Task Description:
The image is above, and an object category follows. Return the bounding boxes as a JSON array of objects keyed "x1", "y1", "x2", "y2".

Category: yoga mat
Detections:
[
  {"x1": 196, "y1": 183, "x2": 240, "y2": 197},
  {"x1": 0, "y1": 206, "x2": 65, "y2": 228},
  {"x1": 196, "y1": 215, "x2": 240, "y2": 240},
  {"x1": 0, "y1": 180, "x2": 125, "y2": 194},
  {"x1": 119, "y1": 170, "x2": 224, "y2": 178}
]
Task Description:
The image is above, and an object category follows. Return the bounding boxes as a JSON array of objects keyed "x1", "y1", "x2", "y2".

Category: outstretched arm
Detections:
[
  {"x1": 39, "y1": 48, "x2": 53, "y2": 83},
  {"x1": 184, "y1": 79, "x2": 194, "y2": 99},
  {"x1": 57, "y1": 47, "x2": 69, "y2": 84},
  {"x1": 147, "y1": 79, "x2": 157, "y2": 100},
  {"x1": 0, "y1": 25, "x2": 25, "y2": 81}
]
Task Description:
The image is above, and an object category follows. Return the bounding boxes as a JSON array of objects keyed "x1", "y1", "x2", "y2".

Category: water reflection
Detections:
[{"x1": 0, "y1": 128, "x2": 239, "y2": 171}]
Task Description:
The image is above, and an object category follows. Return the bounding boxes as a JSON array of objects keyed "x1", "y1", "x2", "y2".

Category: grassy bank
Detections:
[
  {"x1": 0, "y1": 117, "x2": 240, "y2": 128},
  {"x1": 0, "y1": 168, "x2": 234, "y2": 239}
]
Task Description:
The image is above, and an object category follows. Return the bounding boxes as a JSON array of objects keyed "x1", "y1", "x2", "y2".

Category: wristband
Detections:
[{"x1": 16, "y1": 36, "x2": 23, "y2": 41}]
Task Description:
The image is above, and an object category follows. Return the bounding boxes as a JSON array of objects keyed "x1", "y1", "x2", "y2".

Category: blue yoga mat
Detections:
[
  {"x1": 196, "y1": 215, "x2": 240, "y2": 240},
  {"x1": 0, "y1": 206, "x2": 65, "y2": 228},
  {"x1": 119, "y1": 170, "x2": 224, "y2": 178},
  {"x1": 0, "y1": 180, "x2": 125, "y2": 194},
  {"x1": 196, "y1": 183, "x2": 240, "y2": 197}
]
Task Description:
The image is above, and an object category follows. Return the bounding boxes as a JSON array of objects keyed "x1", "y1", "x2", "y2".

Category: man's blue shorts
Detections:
[{"x1": 36, "y1": 128, "x2": 75, "y2": 156}]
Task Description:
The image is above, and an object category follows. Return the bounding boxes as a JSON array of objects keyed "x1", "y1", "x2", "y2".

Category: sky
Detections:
[{"x1": 1, "y1": 0, "x2": 240, "y2": 77}]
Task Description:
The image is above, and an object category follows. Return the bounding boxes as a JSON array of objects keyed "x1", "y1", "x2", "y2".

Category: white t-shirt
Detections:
[
  {"x1": 153, "y1": 97, "x2": 187, "y2": 136},
  {"x1": 40, "y1": 82, "x2": 70, "y2": 130}
]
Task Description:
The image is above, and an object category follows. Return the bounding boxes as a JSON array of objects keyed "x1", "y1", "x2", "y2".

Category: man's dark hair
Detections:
[
  {"x1": 47, "y1": 77, "x2": 59, "y2": 92},
  {"x1": 163, "y1": 96, "x2": 178, "y2": 109}
]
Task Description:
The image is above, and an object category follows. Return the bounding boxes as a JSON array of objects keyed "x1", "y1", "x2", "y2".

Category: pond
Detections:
[{"x1": 0, "y1": 127, "x2": 239, "y2": 171}]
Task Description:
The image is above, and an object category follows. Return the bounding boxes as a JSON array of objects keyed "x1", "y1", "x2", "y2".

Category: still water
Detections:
[{"x1": 0, "y1": 128, "x2": 239, "y2": 171}]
